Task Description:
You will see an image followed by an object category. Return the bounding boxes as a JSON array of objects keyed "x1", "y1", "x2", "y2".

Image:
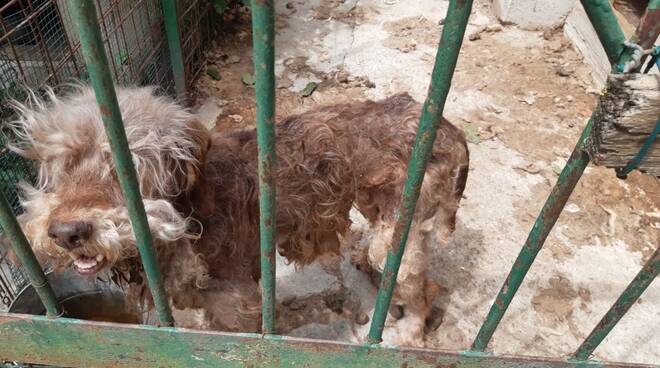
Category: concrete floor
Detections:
[{"x1": 193, "y1": 0, "x2": 659, "y2": 364}]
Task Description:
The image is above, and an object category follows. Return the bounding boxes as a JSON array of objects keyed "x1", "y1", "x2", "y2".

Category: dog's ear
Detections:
[
  {"x1": 178, "y1": 119, "x2": 211, "y2": 193},
  {"x1": 172, "y1": 119, "x2": 216, "y2": 218}
]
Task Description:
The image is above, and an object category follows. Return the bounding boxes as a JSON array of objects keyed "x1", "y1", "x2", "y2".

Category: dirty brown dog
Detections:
[{"x1": 6, "y1": 86, "x2": 468, "y2": 346}]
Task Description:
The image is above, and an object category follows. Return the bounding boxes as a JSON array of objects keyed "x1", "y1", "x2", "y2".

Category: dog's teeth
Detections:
[
  {"x1": 74, "y1": 258, "x2": 98, "y2": 269},
  {"x1": 95, "y1": 254, "x2": 104, "y2": 262}
]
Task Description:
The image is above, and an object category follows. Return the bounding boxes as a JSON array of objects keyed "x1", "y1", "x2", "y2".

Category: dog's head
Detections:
[{"x1": 5, "y1": 85, "x2": 210, "y2": 276}]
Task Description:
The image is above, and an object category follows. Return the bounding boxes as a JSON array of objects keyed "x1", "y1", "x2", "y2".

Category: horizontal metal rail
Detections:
[
  {"x1": 0, "y1": 1, "x2": 655, "y2": 368},
  {"x1": 250, "y1": 0, "x2": 277, "y2": 334},
  {"x1": 367, "y1": 0, "x2": 473, "y2": 343},
  {"x1": 471, "y1": 121, "x2": 593, "y2": 350},
  {"x1": 0, "y1": 194, "x2": 61, "y2": 317},
  {"x1": 573, "y1": 247, "x2": 659, "y2": 361},
  {"x1": 471, "y1": 0, "x2": 657, "y2": 352},
  {"x1": 0, "y1": 312, "x2": 654, "y2": 368},
  {"x1": 70, "y1": 0, "x2": 174, "y2": 327}
]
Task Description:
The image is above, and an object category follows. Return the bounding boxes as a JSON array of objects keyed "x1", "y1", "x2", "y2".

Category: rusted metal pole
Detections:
[
  {"x1": 580, "y1": 0, "x2": 627, "y2": 63},
  {"x1": 0, "y1": 193, "x2": 61, "y2": 317},
  {"x1": 250, "y1": 0, "x2": 277, "y2": 334},
  {"x1": 472, "y1": 0, "x2": 660, "y2": 352},
  {"x1": 70, "y1": 0, "x2": 174, "y2": 327},
  {"x1": 367, "y1": 0, "x2": 473, "y2": 344},
  {"x1": 471, "y1": 123, "x2": 593, "y2": 351},
  {"x1": 161, "y1": 0, "x2": 187, "y2": 97},
  {"x1": 573, "y1": 247, "x2": 659, "y2": 360}
]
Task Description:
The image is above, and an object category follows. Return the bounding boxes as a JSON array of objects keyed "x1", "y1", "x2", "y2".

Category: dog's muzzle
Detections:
[{"x1": 47, "y1": 220, "x2": 92, "y2": 250}]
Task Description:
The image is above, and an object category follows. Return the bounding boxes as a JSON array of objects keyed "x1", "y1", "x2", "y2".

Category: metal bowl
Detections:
[{"x1": 8, "y1": 269, "x2": 143, "y2": 324}]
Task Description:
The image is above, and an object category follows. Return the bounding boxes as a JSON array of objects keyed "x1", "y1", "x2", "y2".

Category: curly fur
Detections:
[{"x1": 4, "y1": 85, "x2": 468, "y2": 347}]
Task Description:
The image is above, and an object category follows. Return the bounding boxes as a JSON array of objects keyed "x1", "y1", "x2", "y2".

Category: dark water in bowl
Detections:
[
  {"x1": 60, "y1": 291, "x2": 141, "y2": 324},
  {"x1": 5, "y1": 273, "x2": 143, "y2": 367},
  {"x1": 8, "y1": 271, "x2": 142, "y2": 324}
]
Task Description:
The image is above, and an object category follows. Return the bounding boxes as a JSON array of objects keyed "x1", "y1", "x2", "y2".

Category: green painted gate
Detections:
[{"x1": 0, "y1": 0, "x2": 658, "y2": 367}]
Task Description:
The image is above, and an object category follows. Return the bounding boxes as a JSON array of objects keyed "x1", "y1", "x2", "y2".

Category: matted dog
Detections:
[{"x1": 5, "y1": 85, "x2": 468, "y2": 346}]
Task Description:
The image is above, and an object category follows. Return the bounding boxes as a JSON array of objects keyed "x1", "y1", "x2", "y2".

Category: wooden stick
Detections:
[{"x1": 589, "y1": 73, "x2": 660, "y2": 177}]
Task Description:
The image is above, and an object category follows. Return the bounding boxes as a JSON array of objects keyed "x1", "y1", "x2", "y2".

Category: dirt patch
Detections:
[
  {"x1": 532, "y1": 275, "x2": 578, "y2": 324},
  {"x1": 277, "y1": 282, "x2": 366, "y2": 335},
  {"x1": 195, "y1": 18, "x2": 378, "y2": 133},
  {"x1": 383, "y1": 16, "x2": 442, "y2": 53},
  {"x1": 311, "y1": 0, "x2": 365, "y2": 26}
]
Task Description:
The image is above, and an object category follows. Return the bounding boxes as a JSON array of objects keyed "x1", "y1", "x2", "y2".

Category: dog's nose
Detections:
[{"x1": 47, "y1": 221, "x2": 92, "y2": 250}]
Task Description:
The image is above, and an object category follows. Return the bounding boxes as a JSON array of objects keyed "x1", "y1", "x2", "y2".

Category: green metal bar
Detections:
[
  {"x1": 161, "y1": 0, "x2": 187, "y2": 97},
  {"x1": 367, "y1": 0, "x2": 473, "y2": 344},
  {"x1": 616, "y1": 117, "x2": 660, "y2": 178},
  {"x1": 2, "y1": 313, "x2": 655, "y2": 368},
  {"x1": 70, "y1": 0, "x2": 174, "y2": 327},
  {"x1": 0, "y1": 194, "x2": 61, "y2": 318},
  {"x1": 472, "y1": 0, "x2": 659, "y2": 352},
  {"x1": 250, "y1": 0, "x2": 277, "y2": 334},
  {"x1": 623, "y1": 0, "x2": 660, "y2": 72},
  {"x1": 573, "y1": 248, "x2": 659, "y2": 361},
  {"x1": 472, "y1": 123, "x2": 593, "y2": 351},
  {"x1": 579, "y1": 0, "x2": 627, "y2": 64}
]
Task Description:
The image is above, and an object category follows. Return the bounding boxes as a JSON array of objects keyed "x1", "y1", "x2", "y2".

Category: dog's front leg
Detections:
[{"x1": 194, "y1": 279, "x2": 263, "y2": 333}]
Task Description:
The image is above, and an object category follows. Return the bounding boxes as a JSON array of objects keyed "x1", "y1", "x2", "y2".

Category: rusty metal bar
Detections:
[
  {"x1": 367, "y1": 0, "x2": 473, "y2": 344},
  {"x1": 623, "y1": 0, "x2": 660, "y2": 72},
  {"x1": 94, "y1": 0, "x2": 121, "y2": 80},
  {"x1": 111, "y1": 1, "x2": 136, "y2": 82},
  {"x1": 1, "y1": 312, "x2": 656, "y2": 368},
  {"x1": 70, "y1": 0, "x2": 174, "y2": 327},
  {"x1": 573, "y1": 247, "x2": 659, "y2": 360},
  {"x1": 0, "y1": 0, "x2": 20, "y2": 14},
  {"x1": 250, "y1": 0, "x2": 277, "y2": 334},
  {"x1": 580, "y1": 0, "x2": 627, "y2": 63},
  {"x1": 0, "y1": 0, "x2": 51, "y2": 43},
  {"x1": 472, "y1": 0, "x2": 659, "y2": 352},
  {"x1": 162, "y1": 0, "x2": 187, "y2": 96},
  {"x1": 0, "y1": 194, "x2": 62, "y2": 318},
  {"x1": 0, "y1": 13, "x2": 28, "y2": 82}
]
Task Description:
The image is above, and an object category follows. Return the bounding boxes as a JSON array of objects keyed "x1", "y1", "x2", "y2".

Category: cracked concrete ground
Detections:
[{"x1": 193, "y1": 0, "x2": 659, "y2": 364}]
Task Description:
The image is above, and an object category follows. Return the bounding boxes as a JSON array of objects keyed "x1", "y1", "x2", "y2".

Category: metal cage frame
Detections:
[
  {"x1": 0, "y1": 0, "x2": 658, "y2": 367},
  {"x1": 0, "y1": 0, "x2": 213, "y2": 317}
]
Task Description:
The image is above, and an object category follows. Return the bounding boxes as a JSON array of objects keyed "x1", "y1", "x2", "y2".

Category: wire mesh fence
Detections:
[{"x1": 0, "y1": 0, "x2": 213, "y2": 313}]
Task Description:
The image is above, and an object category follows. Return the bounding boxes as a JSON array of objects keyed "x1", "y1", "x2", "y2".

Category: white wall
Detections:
[{"x1": 493, "y1": 0, "x2": 576, "y2": 29}]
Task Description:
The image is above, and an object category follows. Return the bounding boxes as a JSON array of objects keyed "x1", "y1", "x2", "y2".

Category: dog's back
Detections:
[{"x1": 194, "y1": 92, "x2": 469, "y2": 279}]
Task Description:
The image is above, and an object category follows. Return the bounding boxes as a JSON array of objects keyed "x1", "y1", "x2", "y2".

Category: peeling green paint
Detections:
[
  {"x1": 0, "y1": 195, "x2": 61, "y2": 317},
  {"x1": 250, "y1": 0, "x2": 277, "y2": 334},
  {"x1": 70, "y1": 0, "x2": 174, "y2": 327},
  {"x1": 579, "y1": 0, "x2": 627, "y2": 63},
  {"x1": 472, "y1": 0, "x2": 660, "y2": 352},
  {"x1": 367, "y1": 0, "x2": 473, "y2": 344},
  {"x1": 573, "y1": 248, "x2": 659, "y2": 360},
  {"x1": 1, "y1": 313, "x2": 654, "y2": 368}
]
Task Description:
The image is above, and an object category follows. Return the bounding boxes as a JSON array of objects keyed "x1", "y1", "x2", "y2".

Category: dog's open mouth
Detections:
[{"x1": 72, "y1": 254, "x2": 106, "y2": 275}]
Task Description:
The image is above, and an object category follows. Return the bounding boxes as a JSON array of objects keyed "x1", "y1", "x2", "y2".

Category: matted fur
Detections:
[{"x1": 4, "y1": 86, "x2": 468, "y2": 346}]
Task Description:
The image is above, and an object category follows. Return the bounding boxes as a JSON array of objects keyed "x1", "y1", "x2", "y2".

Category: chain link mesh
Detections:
[{"x1": 0, "y1": 0, "x2": 213, "y2": 311}]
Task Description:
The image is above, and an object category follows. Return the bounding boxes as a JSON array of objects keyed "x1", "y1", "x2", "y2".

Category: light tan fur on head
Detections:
[
  {"x1": 5, "y1": 87, "x2": 469, "y2": 346},
  {"x1": 6, "y1": 85, "x2": 209, "y2": 280}
]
